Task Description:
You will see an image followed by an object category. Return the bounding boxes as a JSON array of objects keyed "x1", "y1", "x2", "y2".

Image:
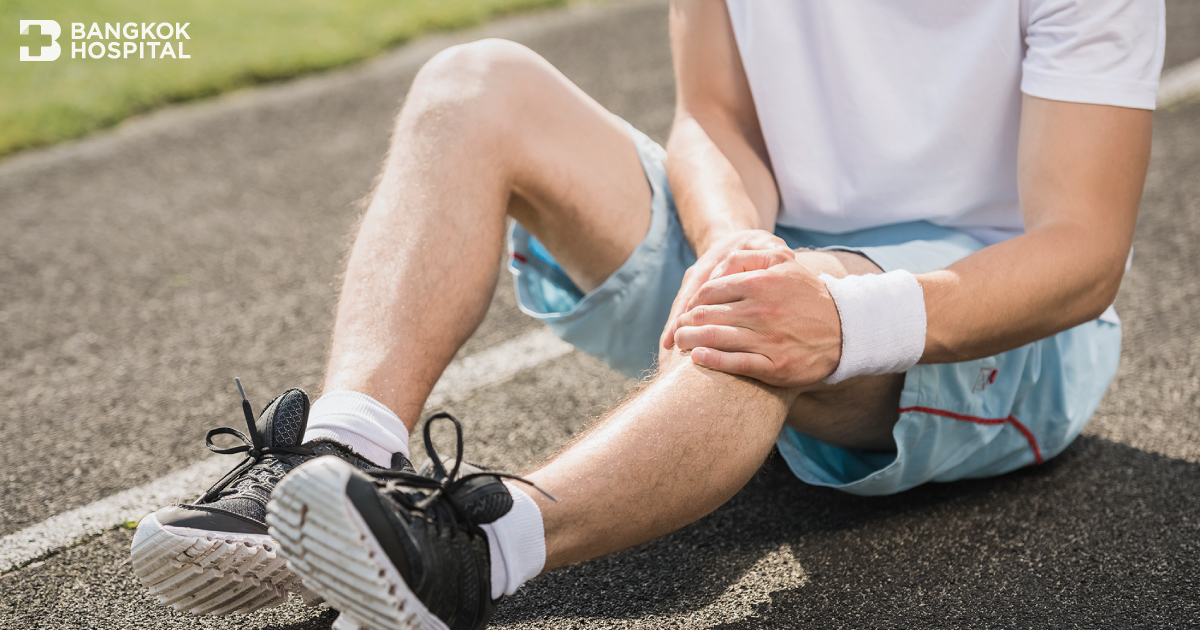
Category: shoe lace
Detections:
[
  {"x1": 195, "y1": 378, "x2": 315, "y2": 505},
  {"x1": 370, "y1": 411, "x2": 556, "y2": 532}
]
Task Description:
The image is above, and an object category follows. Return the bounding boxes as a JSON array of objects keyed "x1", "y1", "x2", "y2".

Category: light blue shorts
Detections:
[{"x1": 507, "y1": 120, "x2": 1122, "y2": 496}]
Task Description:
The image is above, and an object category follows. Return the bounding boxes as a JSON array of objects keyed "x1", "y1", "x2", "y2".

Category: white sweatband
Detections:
[{"x1": 819, "y1": 270, "x2": 927, "y2": 385}]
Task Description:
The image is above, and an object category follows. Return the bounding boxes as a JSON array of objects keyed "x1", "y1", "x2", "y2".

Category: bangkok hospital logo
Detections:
[{"x1": 19, "y1": 20, "x2": 191, "y2": 61}]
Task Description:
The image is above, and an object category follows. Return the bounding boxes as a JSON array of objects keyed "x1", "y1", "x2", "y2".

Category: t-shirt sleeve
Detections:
[{"x1": 1021, "y1": 0, "x2": 1166, "y2": 110}]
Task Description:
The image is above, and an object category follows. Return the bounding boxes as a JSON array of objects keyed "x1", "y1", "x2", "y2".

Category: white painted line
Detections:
[
  {"x1": 0, "y1": 457, "x2": 231, "y2": 575},
  {"x1": 0, "y1": 327, "x2": 574, "y2": 574},
  {"x1": 427, "y1": 327, "x2": 574, "y2": 408},
  {"x1": 1158, "y1": 57, "x2": 1200, "y2": 109}
]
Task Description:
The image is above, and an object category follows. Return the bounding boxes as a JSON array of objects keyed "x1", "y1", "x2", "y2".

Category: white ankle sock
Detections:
[
  {"x1": 480, "y1": 483, "x2": 546, "y2": 599},
  {"x1": 303, "y1": 391, "x2": 410, "y2": 467}
]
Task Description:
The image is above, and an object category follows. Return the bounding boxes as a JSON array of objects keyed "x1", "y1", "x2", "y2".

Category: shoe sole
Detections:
[
  {"x1": 130, "y1": 511, "x2": 318, "y2": 615},
  {"x1": 267, "y1": 456, "x2": 449, "y2": 630}
]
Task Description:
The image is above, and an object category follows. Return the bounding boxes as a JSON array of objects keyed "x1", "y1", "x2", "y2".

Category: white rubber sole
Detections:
[
  {"x1": 130, "y1": 510, "x2": 318, "y2": 615},
  {"x1": 267, "y1": 456, "x2": 449, "y2": 630}
]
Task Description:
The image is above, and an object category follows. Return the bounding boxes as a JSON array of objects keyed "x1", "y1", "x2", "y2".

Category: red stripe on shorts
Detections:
[{"x1": 898, "y1": 406, "x2": 1043, "y2": 466}]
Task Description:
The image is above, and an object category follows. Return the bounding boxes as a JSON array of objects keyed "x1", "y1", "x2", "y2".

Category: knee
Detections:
[{"x1": 401, "y1": 39, "x2": 550, "y2": 138}]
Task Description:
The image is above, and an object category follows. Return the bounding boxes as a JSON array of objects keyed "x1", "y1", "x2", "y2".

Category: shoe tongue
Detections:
[
  {"x1": 419, "y1": 458, "x2": 512, "y2": 524},
  {"x1": 255, "y1": 388, "x2": 309, "y2": 449}
]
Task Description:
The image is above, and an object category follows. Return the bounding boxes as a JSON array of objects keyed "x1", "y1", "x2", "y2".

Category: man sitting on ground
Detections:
[{"x1": 131, "y1": 0, "x2": 1164, "y2": 628}]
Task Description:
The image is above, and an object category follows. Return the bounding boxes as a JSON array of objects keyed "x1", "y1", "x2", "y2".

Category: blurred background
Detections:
[{"x1": 1, "y1": 0, "x2": 571, "y2": 157}]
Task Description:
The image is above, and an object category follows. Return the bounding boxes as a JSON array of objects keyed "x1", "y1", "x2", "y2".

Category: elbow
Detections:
[{"x1": 1080, "y1": 262, "x2": 1126, "y2": 322}]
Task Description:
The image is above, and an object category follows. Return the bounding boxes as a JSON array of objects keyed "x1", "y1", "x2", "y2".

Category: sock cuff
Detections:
[
  {"x1": 304, "y1": 390, "x2": 411, "y2": 464},
  {"x1": 502, "y1": 482, "x2": 546, "y2": 583},
  {"x1": 482, "y1": 482, "x2": 546, "y2": 599}
]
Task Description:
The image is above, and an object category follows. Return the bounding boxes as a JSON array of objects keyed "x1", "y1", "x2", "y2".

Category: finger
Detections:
[
  {"x1": 674, "y1": 304, "x2": 739, "y2": 329},
  {"x1": 661, "y1": 271, "x2": 698, "y2": 348},
  {"x1": 690, "y1": 347, "x2": 778, "y2": 383},
  {"x1": 709, "y1": 249, "x2": 796, "y2": 281},
  {"x1": 662, "y1": 287, "x2": 697, "y2": 348},
  {"x1": 686, "y1": 270, "x2": 772, "y2": 311},
  {"x1": 661, "y1": 296, "x2": 684, "y2": 348},
  {"x1": 674, "y1": 324, "x2": 759, "y2": 353},
  {"x1": 662, "y1": 260, "x2": 719, "y2": 348}
]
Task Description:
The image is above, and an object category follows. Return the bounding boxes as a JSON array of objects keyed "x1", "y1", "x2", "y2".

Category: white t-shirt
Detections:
[{"x1": 725, "y1": 0, "x2": 1166, "y2": 244}]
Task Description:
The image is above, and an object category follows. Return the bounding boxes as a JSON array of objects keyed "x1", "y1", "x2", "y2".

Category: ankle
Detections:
[
  {"x1": 480, "y1": 483, "x2": 546, "y2": 599},
  {"x1": 303, "y1": 391, "x2": 410, "y2": 467}
]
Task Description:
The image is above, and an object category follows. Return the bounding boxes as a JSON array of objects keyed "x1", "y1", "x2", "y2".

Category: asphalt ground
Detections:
[{"x1": 1, "y1": 0, "x2": 1198, "y2": 627}]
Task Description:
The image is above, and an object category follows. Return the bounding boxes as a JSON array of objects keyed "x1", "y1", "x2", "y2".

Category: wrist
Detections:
[
  {"x1": 692, "y1": 226, "x2": 747, "y2": 256},
  {"x1": 819, "y1": 270, "x2": 927, "y2": 384}
]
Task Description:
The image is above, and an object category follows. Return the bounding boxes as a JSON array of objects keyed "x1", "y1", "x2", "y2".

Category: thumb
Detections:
[{"x1": 711, "y1": 248, "x2": 796, "y2": 280}]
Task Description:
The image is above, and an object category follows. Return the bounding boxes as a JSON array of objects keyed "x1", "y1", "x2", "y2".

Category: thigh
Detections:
[
  {"x1": 489, "y1": 43, "x2": 653, "y2": 294},
  {"x1": 508, "y1": 121, "x2": 692, "y2": 379},
  {"x1": 784, "y1": 373, "x2": 906, "y2": 451}
]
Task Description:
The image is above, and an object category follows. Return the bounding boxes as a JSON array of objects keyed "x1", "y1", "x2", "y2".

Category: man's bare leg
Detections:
[
  {"x1": 529, "y1": 353, "x2": 796, "y2": 570},
  {"x1": 527, "y1": 249, "x2": 902, "y2": 570},
  {"x1": 321, "y1": 39, "x2": 652, "y2": 429},
  {"x1": 291, "y1": 37, "x2": 903, "y2": 621},
  {"x1": 320, "y1": 48, "x2": 901, "y2": 563}
]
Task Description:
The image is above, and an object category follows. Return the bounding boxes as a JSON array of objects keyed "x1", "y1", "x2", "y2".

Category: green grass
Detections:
[{"x1": 1, "y1": 0, "x2": 571, "y2": 157}]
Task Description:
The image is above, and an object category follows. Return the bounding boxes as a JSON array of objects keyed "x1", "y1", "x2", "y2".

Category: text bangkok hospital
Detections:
[{"x1": 22, "y1": 21, "x2": 192, "y2": 61}]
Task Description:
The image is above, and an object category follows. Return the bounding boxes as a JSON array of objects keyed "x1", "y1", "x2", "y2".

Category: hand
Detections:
[
  {"x1": 672, "y1": 249, "x2": 843, "y2": 388},
  {"x1": 659, "y1": 229, "x2": 791, "y2": 355}
]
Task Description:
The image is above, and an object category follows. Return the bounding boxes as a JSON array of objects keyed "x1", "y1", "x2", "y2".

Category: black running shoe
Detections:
[
  {"x1": 130, "y1": 379, "x2": 413, "y2": 615},
  {"x1": 267, "y1": 412, "x2": 553, "y2": 630}
]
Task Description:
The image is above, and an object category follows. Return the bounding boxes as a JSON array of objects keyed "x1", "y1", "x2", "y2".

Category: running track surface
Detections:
[{"x1": 2, "y1": 1, "x2": 1199, "y2": 627}]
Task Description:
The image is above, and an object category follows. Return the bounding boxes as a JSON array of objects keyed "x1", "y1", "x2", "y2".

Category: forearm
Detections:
[
  {"x1": 919, "y1": 222, "x2": 1130, "y2": 363},
  {"x1": 918, "y1": 97, "x2": 1148, "y2": 364},
  {"x1": 666, "y1": 0, "x2": 778, "y2": 257},
  {"x1": 665, "y1": 113, "x2": 777, "y2": 254}
]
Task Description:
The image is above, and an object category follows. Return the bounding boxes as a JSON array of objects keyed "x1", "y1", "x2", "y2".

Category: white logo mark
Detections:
[{"x1": 20, "y1": 20, "x2": 61, "y2": 61}]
